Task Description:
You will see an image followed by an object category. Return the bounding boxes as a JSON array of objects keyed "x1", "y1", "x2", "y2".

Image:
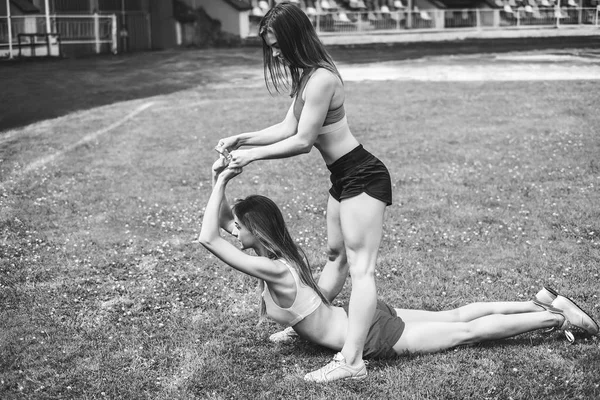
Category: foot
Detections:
[
  {"x1": 304, "y1": 353, "x2": 367, "y2": 383},
  {"x1": 269, "y1": 326, "x2": 298, "y2": 343},
  {"x1": 551, "y1": 295, "x2": 599, "y2": 336}
]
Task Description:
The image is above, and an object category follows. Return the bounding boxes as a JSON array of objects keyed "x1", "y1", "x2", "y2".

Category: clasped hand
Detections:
[
  {"x1": 212, "y1": 155, "x2": 242, "y2": 182},
  {"x1": 215, "y1": 139, "x2": 251, "y2": 168}
]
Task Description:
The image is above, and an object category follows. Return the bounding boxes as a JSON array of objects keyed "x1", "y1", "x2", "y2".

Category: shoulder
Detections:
[
  {"x1": 262, "y1": 258, "x2": 293, "y2": 282},
  {"x1": 304, "y1": 68, "x2": 341, "y2": 99},
  {"x1": 308, "y1": 68, "x2": 340, "y2": 87}
]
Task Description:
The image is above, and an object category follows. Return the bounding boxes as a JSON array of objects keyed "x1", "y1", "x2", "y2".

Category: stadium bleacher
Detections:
[{"x1": 247, "y1": 0, "x2": 599, "y2": 34}]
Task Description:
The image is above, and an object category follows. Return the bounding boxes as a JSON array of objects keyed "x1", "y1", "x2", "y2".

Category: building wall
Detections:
[
  {"x1": 180, "y1": 0, "x2": 250, "y2": 38},
  {"x1": 149, "y1": 0, "x2": 177, "y2": 49}
]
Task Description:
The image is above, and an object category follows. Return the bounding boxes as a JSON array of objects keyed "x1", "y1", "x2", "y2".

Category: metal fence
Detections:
[
  {"x1": 0, "y1": 13, "x2": 136, "y2": 58},
  {"x1": 308, "y1": 7, "x2": 600, "y2": 34}
]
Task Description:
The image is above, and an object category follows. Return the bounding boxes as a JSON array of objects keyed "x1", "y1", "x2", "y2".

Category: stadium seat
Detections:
[
  {"x1": 394, "y1": 0, "x2": 405, "y2": 8},
  {"x1": 258, "y1": 0, "x2": 270, "y2": 12},
  {"x1": 349, "y1": 0, "x2": 368, "y2": 9},
  {"x1": 504, "y1": 4, "x2": 514, "y2": 12},
  {"x1": 321, "y1": 0, "x2": 337, "y2": 10}
]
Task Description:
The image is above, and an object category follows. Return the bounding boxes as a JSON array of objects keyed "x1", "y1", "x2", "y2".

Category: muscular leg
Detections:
[
  {"x1": 339, "y1": 193, "x2": 387, "y2": 366},
  {"x1": 316, "y1": 195, "x2": 348, "y2": 302},
  {"x1": 393, "y1": 311, "x2": 561, "y2": 355},
  {"x1": 271, "y1": 197, "x2": 347, "y2": 342},
  {"x1": 395, "y1": 301, "x2": 543, "y2": 323}
]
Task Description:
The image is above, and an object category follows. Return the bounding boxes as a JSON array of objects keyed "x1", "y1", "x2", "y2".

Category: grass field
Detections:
[{"x1": 1, "y1": 48, "x2": 600, "y2": 399}]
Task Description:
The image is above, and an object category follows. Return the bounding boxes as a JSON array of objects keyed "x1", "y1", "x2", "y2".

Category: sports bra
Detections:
[
  {"x1": 262, "y1": 259, "x2": 323, "y2": 327},
  {"x1": 293, "y1": 69, "x2": 346, "y2": 128}
]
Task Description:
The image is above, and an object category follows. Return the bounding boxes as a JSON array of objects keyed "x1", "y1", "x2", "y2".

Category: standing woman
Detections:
[{"x1": 215, "y1": 2, "x2": 392, "y2": 382}]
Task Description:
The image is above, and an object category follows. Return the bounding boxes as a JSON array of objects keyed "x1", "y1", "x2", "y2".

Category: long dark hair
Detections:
[
  {"x1": 232, "y1": 195, "x2": 331, "y2": 318},
  {"x1": 258, "y1": 2, "x2": 342, "y2": 97}
]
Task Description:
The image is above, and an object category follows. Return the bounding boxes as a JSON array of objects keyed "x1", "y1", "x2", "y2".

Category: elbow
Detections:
[
  {"x1": 297, "y1": 139, "x2": 313, "y2": 154},
  {"x1": 197, "y1": 228, "x2": 214, "y2": 247},
  {"x1": 300, "y1": 145, "x2": 312, "y2": 155},
  {"x1": 198, "y1": 234, "x2": 210, "y2": 247}
]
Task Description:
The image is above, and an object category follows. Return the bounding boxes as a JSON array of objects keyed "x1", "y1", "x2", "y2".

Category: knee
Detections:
[
  {"x1": 346, "y1": 251, "x2": 377, "y2": 279},
  {"x1": 347, "y1": 260, "x2": 376, "y2": 280},
  {"x1": 455, "y1": 322, "x2": 479, "y2": 346}
]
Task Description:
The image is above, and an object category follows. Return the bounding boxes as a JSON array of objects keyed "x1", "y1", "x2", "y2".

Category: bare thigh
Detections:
[
  {"x1": 394, "y1": 308, "x2": 459, "y2": 323},
  {"x1": 339, "y1": 193, "x2": 386, "y2": 266},
  {"x1": 393, "y1": 321, "x2": 469, "y2": 355}
]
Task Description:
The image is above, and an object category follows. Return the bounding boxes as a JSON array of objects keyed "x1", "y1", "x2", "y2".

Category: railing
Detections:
[
  {"x1": 305, "y1": 6, "x2": 600, "y2": 34},
  {"x1": 0, "y1": 14, "x2": 118, "y2": 57}
]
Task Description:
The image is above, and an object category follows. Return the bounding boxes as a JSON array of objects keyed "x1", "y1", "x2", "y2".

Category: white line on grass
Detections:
[
  {"x1": 150, "y1": 97, "x2": 262, "y2": 113},
  {"x1": 2, "y1": 102, "x2": 154, "y2": 185}
]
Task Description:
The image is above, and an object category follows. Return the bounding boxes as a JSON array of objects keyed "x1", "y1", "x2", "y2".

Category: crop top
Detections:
[
  {"x1": 293, "y1": 69, "x2": 346, "y2": 127},
  {"x1": 262, "y1": 259, "x2": 323, "y2": 327}
]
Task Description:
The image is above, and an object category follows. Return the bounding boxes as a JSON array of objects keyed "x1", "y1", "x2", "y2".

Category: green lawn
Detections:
[{"x1": 1, "y1": 49, "x2": 599, "y2": 399}]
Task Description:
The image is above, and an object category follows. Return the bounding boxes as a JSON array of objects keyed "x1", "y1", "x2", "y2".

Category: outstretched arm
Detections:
[
  {"x1": 198, "y1": 162, "x2": 283, "y2": 282},
  {"x1": 211, "y1": 156, "x2": 235, "y2": 234},
  {"x1": 227, "y1": 72, "x2": 337, "y2": 168},
  {"x1": 216, "y1": 102, "x2": 299, "y2": 153}
]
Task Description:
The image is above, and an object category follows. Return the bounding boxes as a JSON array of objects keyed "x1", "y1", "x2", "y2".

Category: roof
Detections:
[
  {"x1": 222, "y1": 0, "x2": 252, "y2": 11},
  {"x1": 11, "y1": 0, "x2": 40, "y2": 14}
]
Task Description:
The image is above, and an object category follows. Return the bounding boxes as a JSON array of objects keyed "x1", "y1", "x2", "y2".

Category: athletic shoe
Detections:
[
  {"x1": 534, "y1": 295, "x2": 599, "y2": 343},
  {"x1": 551, "y1": 295, "x2": 600, "y2": 337},
  {"x1": 534, "y1": 286, "x2": 559, "y2": 304},
  {"x1": 304, "y1": 352, "x2": 367, "y2": 383},
  {"x1": 534, "y1": 286, "x2": 560, "y2": 333},
  {"x1": 533, "y1": 299, "x2": 577, "y2": 343},
  {"x1": 269, "y1": 326, "x2": 298, "y2": 343}
]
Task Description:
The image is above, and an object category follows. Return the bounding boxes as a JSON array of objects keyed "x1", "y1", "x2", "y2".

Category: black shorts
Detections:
[
  {"x1": 343, "y1": 300, "x2": 405, "y2": 359},
  {"x1": 327, "y1": 145, "x2": 392, "y2": 206}
]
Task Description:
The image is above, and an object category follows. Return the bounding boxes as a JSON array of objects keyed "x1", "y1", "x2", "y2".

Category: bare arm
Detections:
[
  {"x1": 211, "y1": 156, "x2": 235, "y2": 234},
  {"x1": 228, "y1": 71, "x2": 336, "y2": 168},
  {"x1": 198, "y1": 165, "x2": 283, "y2": 281},
  {"x1": 216, "y1": 102, "x2": 298, "y2": 151}
]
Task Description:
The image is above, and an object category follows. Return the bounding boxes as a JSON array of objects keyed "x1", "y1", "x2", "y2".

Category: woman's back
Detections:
[{"x1": 263, "y1": 259, "x2": 349, "y2": 351}]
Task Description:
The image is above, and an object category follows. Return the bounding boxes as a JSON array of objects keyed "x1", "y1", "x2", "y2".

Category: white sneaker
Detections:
[
  {"x1": 535, "y1": 294, "x2": 599, "y2": 343},
  {"x1": 551, "y1": 295, "x2": 599, "y2": 337},
  {"x1": 268, "y1": 326, "x2": 298, "y2": 343},
  {"x1": 304, "y1": 352, "x2": 367, "y2": 383}
]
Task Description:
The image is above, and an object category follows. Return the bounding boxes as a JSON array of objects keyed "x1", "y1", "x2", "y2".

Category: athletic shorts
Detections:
[
  {"x1": 327, "y1": 145, "x2": 392, "y2": 206},
  {"x1": 343, "y1": 300, "x2": 405, "y2": 359}
]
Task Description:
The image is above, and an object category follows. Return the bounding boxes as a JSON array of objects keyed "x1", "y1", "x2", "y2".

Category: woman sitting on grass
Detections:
[{"x1": 199, "y1": 157, "x2": 599, "y2": 383}]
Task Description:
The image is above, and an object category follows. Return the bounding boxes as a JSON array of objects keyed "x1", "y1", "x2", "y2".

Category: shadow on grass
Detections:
[
  {"x1": 1, "y1": 35, "x2": 598, "y2": 133},
  {"x1": 0, "y1": 48, "x2": 264, "y2": 133}
]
